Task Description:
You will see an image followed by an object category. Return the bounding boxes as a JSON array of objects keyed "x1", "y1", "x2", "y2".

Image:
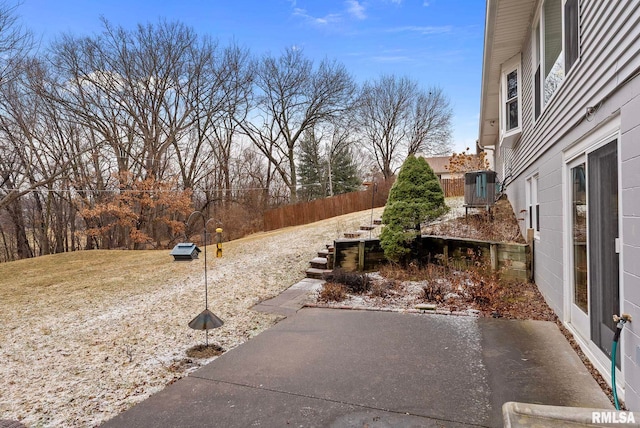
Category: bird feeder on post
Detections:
[
  {"x1": 184, "y1": 211, "x2": 224, "y2": 347},
  {"x1": 170, "y1": 243, "x2": 201, "y2": 261},
  {"x1": 216, "y1": 227, "x2": 223, "y2": 258}
]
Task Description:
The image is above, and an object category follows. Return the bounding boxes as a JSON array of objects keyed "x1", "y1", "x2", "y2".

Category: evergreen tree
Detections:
[
  {"x1": 298, "y1": 131, "x2": 326, "y2": 201},
  {"x1": 329, "y1": 144, "x2": 361, "y2": 195},
  {"x1": 380, "y1": 155, "x2": 448, "y2": 263},
  {"x1": 298, "y1": 129, "x2": 362, "y2": 200}
]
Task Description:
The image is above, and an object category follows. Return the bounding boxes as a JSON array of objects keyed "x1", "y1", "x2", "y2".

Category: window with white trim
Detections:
[
  {"x1": 532, "y1": 0, "x2": 580, "y2": 120},
  {"x1": 500, "y1": 54, "x2": 521, "y2": 145},
  {"x1": 526, "y1": 175, "x2": 540, "y2": 238},
  {"x1": 506, "y1": 69, "x2": 519, "y2": 131}
]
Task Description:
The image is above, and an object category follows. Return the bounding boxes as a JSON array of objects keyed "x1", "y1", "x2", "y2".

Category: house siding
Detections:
[
  {"x1": 492, "y1": 0, "x2": 640, "y2": 409},
  {"x1": 620, "y1": 91, "x2": 640, "y2": 409},
  {"x1": 525, "y1": 144, "x2": 565, "y2": 318},
  {"x1": 500, "y1": 1, "x2": 640, "y2": 181},
  {"x1": 504, "y1": 74, "x2": 640, "y2": 409}
]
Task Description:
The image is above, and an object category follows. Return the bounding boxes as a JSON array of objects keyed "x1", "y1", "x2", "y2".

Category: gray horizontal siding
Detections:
[{"x1": 505, "y1": 0, "x2": 640, "y2": 179}]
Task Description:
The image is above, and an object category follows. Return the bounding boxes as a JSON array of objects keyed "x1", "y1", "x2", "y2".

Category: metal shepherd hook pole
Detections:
[
  {"x1": 363, "y1": 181, "x2": 378, "y2": 239},
  {"x1": 203, "y1": 221, "x2": 208, "y2": 310},
  {"x1": 187, "y1": 211, "x2": 224, "y2": 346}
]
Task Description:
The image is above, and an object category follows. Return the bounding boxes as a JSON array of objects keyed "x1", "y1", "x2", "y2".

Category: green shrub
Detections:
[{"x1": 380, "y1": 155, "x2": 448, "y2": 263}]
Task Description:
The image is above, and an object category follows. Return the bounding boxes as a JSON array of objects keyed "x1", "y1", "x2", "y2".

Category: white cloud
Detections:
[
  {"x1": 370, "y1": 55, "x2": 412, "y2": 63},
  {"x1": 387, "y1": 25, "x2": 453, "y2": 35},
  {"x1": 346, "y1": 0, "x2": 367, "y2": 20},
  {"x1": 293, "y1": 8, "x2": 341, "y2": 26}
]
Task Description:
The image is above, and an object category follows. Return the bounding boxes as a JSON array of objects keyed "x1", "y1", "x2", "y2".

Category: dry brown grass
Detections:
[
  {"x1": 318, "y1": 282, "x2": 348, "y2": 302},
  {"x1": 0, "y1": 249, "x2": 194, "y2": 309},
  {"x1": 378, "y1": 261, "x2": 444, "y2": 282},
  {"x1": 0, "y1": 206, "x2": 386, "y2": 427},
  {"x1": 423, "y1": 197, "x2": 526, "y2": 243},
  {"x1": 349, "y1": 258, "x2": 555, "y2": 321}
]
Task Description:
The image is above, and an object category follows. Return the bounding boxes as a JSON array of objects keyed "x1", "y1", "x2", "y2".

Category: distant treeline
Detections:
[{"x1": 0, "y1": 6, "x2": 453, "y2": 261}]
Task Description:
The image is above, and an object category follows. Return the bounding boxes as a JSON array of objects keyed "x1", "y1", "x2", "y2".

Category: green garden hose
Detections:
[
  {"x1": 612, "y1": 339, "x2": 620, "y2": 410},
  {"x1": 612, "y1": 314, "x2": 631, "y2": 410}
]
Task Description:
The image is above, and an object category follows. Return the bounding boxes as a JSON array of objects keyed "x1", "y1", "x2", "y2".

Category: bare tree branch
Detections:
[
  {"x1": 355, "y1": 75, "x2": 452, "y2": 180},
  {"x1": 237, "y1": 47, "x2": 355, "y2": 202}
]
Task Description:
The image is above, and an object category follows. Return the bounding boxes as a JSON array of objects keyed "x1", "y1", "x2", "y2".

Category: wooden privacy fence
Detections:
[
  {"x1": 440, "y1": 177, "x2": 464, "y2": 197},
  {"x1": 263, "y1": 177, "x2": 464, "y2": 231},
  {"x1": 264, "y1": 182, "x2": 390, "y2": 231}
]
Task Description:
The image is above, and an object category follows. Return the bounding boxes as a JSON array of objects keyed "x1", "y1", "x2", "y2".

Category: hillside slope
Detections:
[{"x1": 0, "y1": 207, "x2": 383, "y2": 427}]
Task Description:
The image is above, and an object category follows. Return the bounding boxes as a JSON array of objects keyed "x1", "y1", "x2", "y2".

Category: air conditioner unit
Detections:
[{"x1": 464, "y1": 170, "x2": 497, "y2": 207}]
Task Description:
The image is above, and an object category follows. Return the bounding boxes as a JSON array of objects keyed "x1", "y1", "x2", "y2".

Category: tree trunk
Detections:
[
  {"x1": 0, "y1": 222, "x2": 12, "y2": 262},
  {"x1": 54, "y1": 202, "x2": 66, "y2": 254},
  {"x1": 32, "y1": 191, "x2": 51, "y2": 256},
  {"x1": 327, "y1": 161, "x2": 334, "y2": 197},
  {"x1": 6, "y1": 199, "x2": 33, "y2": 259},
  {"x1": 289, "y1": 146, "x2": 298, "y2": 204}
]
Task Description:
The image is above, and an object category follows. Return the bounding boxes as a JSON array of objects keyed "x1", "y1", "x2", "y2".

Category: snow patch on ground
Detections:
[
  {"x1": 0, "y1": 208, "x2": 385, "y2": 427},
  {"x1": 1, "y1": 197, "x2": 469, "y2": 427}
]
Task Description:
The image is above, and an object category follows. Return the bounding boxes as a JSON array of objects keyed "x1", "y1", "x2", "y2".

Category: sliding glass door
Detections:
[
  {"x1": 567, "y1": 139, "x2": 620, "y2": 366},
  {"x1": 588, "y1": 140, "x2": 620, "y2": 366}
]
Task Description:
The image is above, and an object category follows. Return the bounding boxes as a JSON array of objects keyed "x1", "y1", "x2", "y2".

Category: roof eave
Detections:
[
  {"x1": 478, "y1": 0, "x2": 499, "y2": 148},
  {"x1": 478, "y1": 0, "x2": 537, "y2": 148}
]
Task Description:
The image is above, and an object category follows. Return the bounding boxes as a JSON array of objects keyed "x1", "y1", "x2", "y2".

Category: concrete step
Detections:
[
  {"x1": 310, "y1": 257, "x2": 328, "y2": 269},
  {"x1": 305, "y1": 267, "x2": 332, "y2": 279}
]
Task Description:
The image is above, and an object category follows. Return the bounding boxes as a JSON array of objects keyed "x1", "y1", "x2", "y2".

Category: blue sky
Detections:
[{"x1": 18, "y1": 0, "x2": 485, "y2": 153}]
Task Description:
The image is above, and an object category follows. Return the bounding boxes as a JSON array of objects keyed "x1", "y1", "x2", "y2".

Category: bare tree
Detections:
[
  {"x1": 49, "y1": 20, "x2": 213, "y2": 180},
  {"x1": 203, "y1": 43, "x2": 254, "y2": 208},
  {"x1": 47, "y1": 20, "x2": 222, "y2": 247},
  {"x1": 0, "y1": 58, "x2": 81, "y2": 257},
  {"x1": 406, "y1": 87, "x2": 452, "y2": 156},
  {"x1": 0, "y1": 1, "x2": 32, "y2": 85},
  {"x1": 0, "y1": 2, "x2": 46, "y2": 214},
  {"x1": 355, "y1": 74, "x2": 452, "y2": 180},
  {"x1": 167, "y1": 41, "x2": 252, "y2": 217},
  {"x1": 237, "y1": 47, "x2": 355, "y2": 203}
]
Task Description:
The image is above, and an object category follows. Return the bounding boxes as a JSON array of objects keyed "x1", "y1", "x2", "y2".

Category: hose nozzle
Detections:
[{"x1": 613, "y1": 314, "x2": 632, "y2": 331}]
